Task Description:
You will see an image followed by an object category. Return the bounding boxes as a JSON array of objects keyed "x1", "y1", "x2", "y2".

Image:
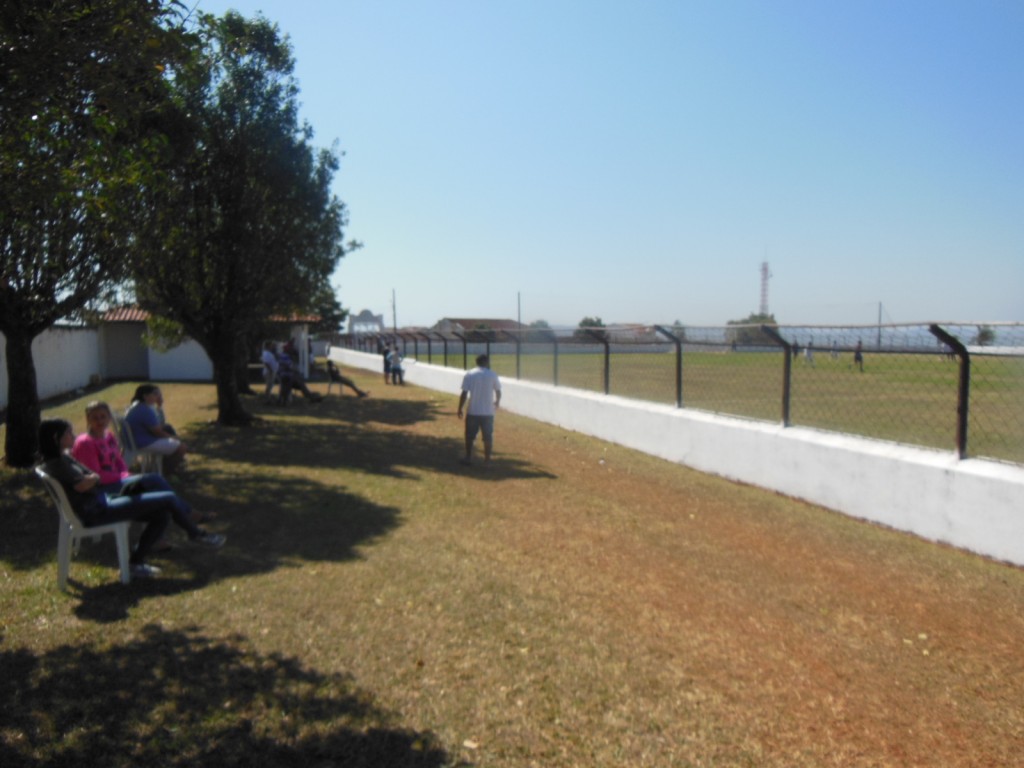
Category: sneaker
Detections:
[
  {"x1": 191, "y1": 531, "x2": 226, "y2": 549},
  {"x1": 358, "y1": 391, "x2": 370, "y2": 398},
  {"x1": 130, "y1": 563, "x2": 161, "y2": 578}
]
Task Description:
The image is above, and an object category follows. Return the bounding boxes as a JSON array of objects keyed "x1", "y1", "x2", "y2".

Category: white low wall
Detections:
[
  {"x1": 1, "y1": 327, "x2": 101, "y2": 407},
  {"x1": 331, "y1": 347, "x2": 1024, "y2": 567}
]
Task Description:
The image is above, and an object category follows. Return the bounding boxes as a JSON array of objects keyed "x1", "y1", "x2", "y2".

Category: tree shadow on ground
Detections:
[
  {"x1": 0, "y1": 470, "x2": 50, "y2": 572},
  {"x1": 250, "y1": 391, "x2": 443, "y2": 428},
  {"x1": 0, "y1": 390, "x2": 552, "y2": 593},
  {"x1": 194, "y1": 405, "x2": 556, "y2": 482},
  {"x1": 1, "y1": 468, "x2": 401, "y2": 622},
  {"x1": 68, "y1": 472, "x2": 400, "y2": 623},
  {"x1": 0, "y1": 624, "x2": 459, "y2": 768}
]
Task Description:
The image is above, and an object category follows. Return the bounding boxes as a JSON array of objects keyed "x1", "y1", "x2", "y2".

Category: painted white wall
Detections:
[
  {"x1": 148, "y1": 339, "x2": 214, "y2": 381},
  {"x1": 331, "y1": 347, "x2": 1024, "y2": 567},
  {"x1": 1, "y1": 327, "x2": 100, "y2": 407}
]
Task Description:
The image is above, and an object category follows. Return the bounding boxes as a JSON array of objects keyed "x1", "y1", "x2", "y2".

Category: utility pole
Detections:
[
  {"x1": 760, "y1": 261, "x2": 772, "y2": 316},
  {"x1": 391, "y1": 289, "x2": 397, "y2": 334}
]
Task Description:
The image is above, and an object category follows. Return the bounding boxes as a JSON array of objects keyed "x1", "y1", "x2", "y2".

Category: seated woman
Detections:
[
  {"x1": 276, "y1": 351, "x2": 323, "y2": 404},
  {"x1": 39, "y1": 419, "x2": 224, "y2": 579},
  {"x1": 73, "y1": 399, "x2": 218, "y2": 530},
  {"x1": 123, "y1": 384, "x2": 188, "y2": 474},
  {"x1": 72, "y1": 400, "x2": 146, "y2": 494},
  {"x1": 327, "y1": 360, "x2": 370, "y2": 398}
]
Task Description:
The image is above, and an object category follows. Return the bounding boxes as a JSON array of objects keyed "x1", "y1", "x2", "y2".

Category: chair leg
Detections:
[
  {"x1": 57, "y1": 523, "x2": 72, "y2": 592},
  {"x1": 114, "y1": 525, "x2": 132, "y2": 584}
]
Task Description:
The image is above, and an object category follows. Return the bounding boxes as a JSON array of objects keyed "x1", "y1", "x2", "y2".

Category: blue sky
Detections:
[{"x1": 194, "y1": 0, "x2": 1023, "y2": 328}]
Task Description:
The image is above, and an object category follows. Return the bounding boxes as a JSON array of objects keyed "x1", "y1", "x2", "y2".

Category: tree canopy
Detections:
[
  {"x1": 726, "y1": 312, "x2": 778, "y2": 346},
  {"x1": 0, "y1": 0, "x2": 190, "y2": 466},
  {"x1": 973, "y1": 325, "x2": 995, "y2": 347},
  {"x1": 575, "y1": 316, "x2": 607, "y2": 342},
  {"x1": 132, "y1": 11, "x2": 350, "y2": 424}
]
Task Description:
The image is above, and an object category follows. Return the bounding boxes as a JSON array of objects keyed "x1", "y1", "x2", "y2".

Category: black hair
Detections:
[
  {"x1": 131, "y1": 384, "x2": 159, "y2": 404},
  {"x1": 38, "y1": 418, "x2": 72, "y2": 461},
  {"x1": 476, "y1": 354, "x2": 489, "y2": 367}
]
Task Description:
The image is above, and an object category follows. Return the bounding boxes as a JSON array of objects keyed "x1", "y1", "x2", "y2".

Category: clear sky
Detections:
[{"x1": 193, "y1": 0, "x2": 1023, "y2": 329}]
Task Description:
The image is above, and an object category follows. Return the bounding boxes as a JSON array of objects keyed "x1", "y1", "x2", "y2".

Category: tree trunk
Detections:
[
  {"x1": 234, "y1": 338, "x2": 255, "y2": 395},
  {"x1": 3, "y1": 331, "x2": 42, "y2": 467},
  {"x1": 213, "y1": 356, "x2": 252, "y2": 425}
]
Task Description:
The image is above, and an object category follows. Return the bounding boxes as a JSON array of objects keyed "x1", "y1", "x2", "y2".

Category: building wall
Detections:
[
  {"x1": 99, "y1": 324, "x2": 149, "y2": 380},
  {"x1": 331, "y1": 346, "x2": 1024, "y2": 568},
  {"x1": 148, "y1": 339, "x2": 214, "y2": 381},
  {"x1": 1, "y1": 326, "x2": 100, "y2": 407}
]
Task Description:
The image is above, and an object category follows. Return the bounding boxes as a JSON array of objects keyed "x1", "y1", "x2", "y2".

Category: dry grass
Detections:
[{"x1": 2, "y1": 373, "x2": 1023, "y2": 767}]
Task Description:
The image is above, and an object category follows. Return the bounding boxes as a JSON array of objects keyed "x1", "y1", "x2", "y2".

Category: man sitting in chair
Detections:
[{"x1": 327, "y1": 360, "x2": 370, "y2": 398}]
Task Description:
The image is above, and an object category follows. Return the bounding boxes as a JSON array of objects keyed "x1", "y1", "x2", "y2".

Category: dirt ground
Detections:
[{"x1": 466, "y1": 410, "x2": 1024, "y2": 767}]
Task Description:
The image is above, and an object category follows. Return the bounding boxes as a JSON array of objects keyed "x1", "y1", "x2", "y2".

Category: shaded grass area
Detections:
[{"x1": 2, "y1": 376, "x2": 1024, "y2": 767}]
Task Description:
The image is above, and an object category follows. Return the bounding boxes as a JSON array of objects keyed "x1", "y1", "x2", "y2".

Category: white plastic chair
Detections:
[
  {"x1": 114, "y1": 411, "x2": 163, "y2": 475},
  {"x1": 35, "y1": 466, "x2": 132, "y2": 590}
]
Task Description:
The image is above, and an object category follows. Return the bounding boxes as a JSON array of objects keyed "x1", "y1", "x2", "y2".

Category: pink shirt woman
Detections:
[{"x1": 71, "y1": 429, "x2": 130, "y2": 488}]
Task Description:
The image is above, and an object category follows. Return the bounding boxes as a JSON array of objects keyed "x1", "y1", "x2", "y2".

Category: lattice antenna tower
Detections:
[{"x1": 759, "y1": 261, "x2": 772, "y2": 316}]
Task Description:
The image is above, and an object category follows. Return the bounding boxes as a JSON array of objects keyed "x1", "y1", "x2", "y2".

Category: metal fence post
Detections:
[
  {"x1": 553, "y1": 335, "x2": 559, "y2": 386},
  {"x1": 503, "y1": 330, "x2": 522, "y2": 379},
  {"x1": 586, "y1": 329, "x2": 611, "y2": 395},
  {"x1": 452, "y1": 332, "x2": 467, "y2": 369},
  {"x1": 760, "y1": 325, "x2": 792, "y2": 426},
  {"x1": 929, "y1": 324, "x2": 971, "y2": 459},
  {"x1": 418, "y1": 332, "x2": 432, "y2": 364},
  {"x1": 654, "y1": 325, "x2": 683, "y2": 408}
]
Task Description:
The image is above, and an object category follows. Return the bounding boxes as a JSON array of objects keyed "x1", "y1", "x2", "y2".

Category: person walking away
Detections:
[
  {"x1": 853, "y1": 340, "x2": 864, "y2": 372},
  {"x1": 457, "y1": 354, "x2": 502, "y2": 465}
]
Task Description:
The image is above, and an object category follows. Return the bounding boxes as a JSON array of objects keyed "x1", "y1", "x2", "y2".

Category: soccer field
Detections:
[{"x1": 472, "y1": 348, "x2": 1024, "y2": 464}]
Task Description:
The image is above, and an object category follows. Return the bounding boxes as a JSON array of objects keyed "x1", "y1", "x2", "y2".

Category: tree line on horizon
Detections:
[{"x1": 1, "y1": 1, "x2": 355, "y2": 467}]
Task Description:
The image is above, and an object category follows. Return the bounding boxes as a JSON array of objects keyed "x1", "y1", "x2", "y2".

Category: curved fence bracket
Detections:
[
  {"x1": 760, "y1": 325, "x2": 793, "y2": 426},
  {"x1": 929, "y1": 324, "x2": 971, "y2": 459}
]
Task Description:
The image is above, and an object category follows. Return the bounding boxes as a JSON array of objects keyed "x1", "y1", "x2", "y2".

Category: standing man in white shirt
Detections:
[{"x1": 457, "y1": 354, "x2": 502, "y2": 465}]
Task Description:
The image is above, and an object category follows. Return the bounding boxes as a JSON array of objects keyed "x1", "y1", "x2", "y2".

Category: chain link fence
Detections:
[{"x1": 338, "y1": 322, "x2": 1023, "y2": 466}]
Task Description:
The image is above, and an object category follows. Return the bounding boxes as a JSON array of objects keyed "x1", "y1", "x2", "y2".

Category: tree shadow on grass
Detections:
[
  {"x1": 248, "y1": 392, "x2": 444, "y2": 428},
  {"x1": 69, "y1": 473, "x2": 401, "y2": 623},
  {"x1": 0, "y1": 470, "x2": 51, "y2": 573},
  {"x1": 0, "y1": 624, "x2": 459, "y2": 768},
  {"x1": 192, "y1": 410, "x2": 556, "y2": 482}
]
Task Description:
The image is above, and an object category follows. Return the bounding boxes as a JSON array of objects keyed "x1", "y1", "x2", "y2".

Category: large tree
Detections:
[
  {"x1": 575, "y1": 316, "x2": 607, "y2": 342},
  {"x1": 134, "y1": 11, "x2": 350, "y2": 424},
  {"x1": 726, "y1": 312, "x2": 778, "y2": 346},
  {"x1": 0, "y1": 0, "x2": 189, "y2": 467}
]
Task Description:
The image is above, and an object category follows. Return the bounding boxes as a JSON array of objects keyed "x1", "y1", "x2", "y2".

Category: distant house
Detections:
[
  {"x1": 348, "y1": 309, "x2": 385, "y2": 334},
  {"x1": 100, "y1": 306, "x2": 211, "y2": 381},
  {"x1": 433, "y1": 318, "x2": 526, "y2": 336},
  {"x1": 605, "y1": 324, "x2": 660, "y2": 343},
  {"x1": 99, "y1": 307, "x2": 316, "y2": 380}
]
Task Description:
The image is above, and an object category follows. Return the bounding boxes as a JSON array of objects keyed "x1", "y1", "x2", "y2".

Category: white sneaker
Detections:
[
  {"x1": 130, "y1": 563, "x2": 161, "y2": 578},
  {"x1": 191, "y1": 532, "x2": 226, "y2": 549}
]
